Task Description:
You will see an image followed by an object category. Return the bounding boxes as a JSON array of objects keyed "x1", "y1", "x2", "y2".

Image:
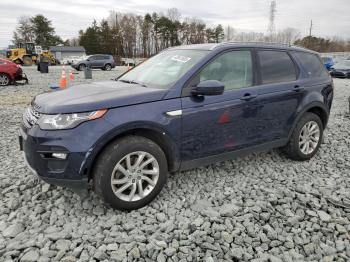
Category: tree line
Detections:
[
  {"x1": 75, "y1": 9, "x2": 225, "y2": 58},
  {"x1": 12, "y1": 10, "x2": 350, "y2": 56}
]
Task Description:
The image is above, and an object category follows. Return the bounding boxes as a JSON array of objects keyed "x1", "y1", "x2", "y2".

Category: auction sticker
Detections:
[{"x1": 171, "y1": 55, "x2": 191, "y2": 63}]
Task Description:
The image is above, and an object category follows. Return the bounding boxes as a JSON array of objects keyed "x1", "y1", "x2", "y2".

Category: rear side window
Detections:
[
  {"x1": 293, "y1": 52, "x2": 328, "y2": 78},
  {"x1": 258, "y1": 50, "x2": 297, "y2": 84}
]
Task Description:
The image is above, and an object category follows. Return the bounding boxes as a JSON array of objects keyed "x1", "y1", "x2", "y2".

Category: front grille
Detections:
[{"x1": 23, "y1": 106, "x2": 41, "y2": 128}]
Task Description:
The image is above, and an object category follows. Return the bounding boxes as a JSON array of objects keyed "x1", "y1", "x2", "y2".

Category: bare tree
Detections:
[
  {"x1": 167, "y1": 8, "x2": 181, "y2": 22},
  {"x1": 276, "y1": 28, "x2": 300, "y2": 44},
  {"x1": 225, "y1": 25, "x2": 235, "y2": 41},
  {"x1": 12, "y1": 16, "x2": 35, "y2": 45}
]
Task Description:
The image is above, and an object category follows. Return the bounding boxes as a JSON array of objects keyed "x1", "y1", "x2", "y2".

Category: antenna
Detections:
[{"x1": 268, "y1": 0, "x2": 277, "y2": 42}]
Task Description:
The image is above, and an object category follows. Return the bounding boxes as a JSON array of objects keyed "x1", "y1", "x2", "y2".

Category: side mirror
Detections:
[
  {"x1": 86, "y1": 59, "x2": 90, "y2": 61},
  {"x1": 191, "y1": 80, "x2": 225, "y2": 96}
]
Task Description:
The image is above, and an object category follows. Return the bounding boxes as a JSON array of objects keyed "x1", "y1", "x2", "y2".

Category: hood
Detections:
[
  {"x1": 333, "y1": 65, "x2": 350, "y2": 70},
  {"x1": 33, "y1": 80, "x2": 168, "y2": 114}
]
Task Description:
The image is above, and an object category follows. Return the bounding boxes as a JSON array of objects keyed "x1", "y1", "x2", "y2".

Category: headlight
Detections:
[{"x1": 37, "y1": 109, "x2": 107, "y2": 130}]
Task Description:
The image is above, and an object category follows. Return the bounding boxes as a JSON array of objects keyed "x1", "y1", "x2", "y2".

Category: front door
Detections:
[
  {"x1": 93, "y1": 55, "x2": 104, "y2": 68},
  {"x1": 180, "y1": 50, "x2": 262, "y2": 161}
]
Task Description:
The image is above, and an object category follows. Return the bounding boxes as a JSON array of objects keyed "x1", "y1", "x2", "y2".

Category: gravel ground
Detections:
[{"x1": 0, "y1": 66, "x2": 350, "y2": 262}]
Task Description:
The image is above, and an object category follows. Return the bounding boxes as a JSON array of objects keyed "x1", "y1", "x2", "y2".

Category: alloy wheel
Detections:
[
  {"x1": 299, "y1": 120, "x2": 320, "y2": 155},
  {"x1": 0, "y1": 74, "x2": 9, "y2": 86},
  {"x1": 111, "y1": 151, "x2": 159, "y2": 202}
]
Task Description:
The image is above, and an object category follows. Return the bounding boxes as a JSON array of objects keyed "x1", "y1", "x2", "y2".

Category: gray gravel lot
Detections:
[{"x1": 0, "y1": 66, "x2": 350, "y2": 262}]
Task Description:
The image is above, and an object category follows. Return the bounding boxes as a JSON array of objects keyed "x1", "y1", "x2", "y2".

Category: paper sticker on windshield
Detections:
[{"x1": 171, "y1": 55, "x2": 191, "y2": 63}]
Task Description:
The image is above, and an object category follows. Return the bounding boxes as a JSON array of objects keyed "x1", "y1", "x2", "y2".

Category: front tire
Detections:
[
  {"x1": 0, "y1": 73, "x2": 10, "y2": 86},
  {"x1": 104, "y1": 64, "x2": 112, "y2": 71},
  {"x1": 283, "y1": 112, "x2": 323, "y2": 161},
  {"x1": 93, "y1": 136, "x2": 168, "y2": 210}
]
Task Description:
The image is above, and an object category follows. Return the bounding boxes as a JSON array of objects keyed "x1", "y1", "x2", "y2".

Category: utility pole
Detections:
[
  {"x1": 309, "y1": 20, "x2": 313, "y2": 37},
  {"x1": 268, "y1": 0, "x2": 277, "y2": 42},
  {"x1": 308, "y1": 19, "x2": 313, "y2": 48}
]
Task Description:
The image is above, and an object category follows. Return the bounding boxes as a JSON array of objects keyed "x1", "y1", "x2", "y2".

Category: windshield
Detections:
[{"x1": 118, "y1": 49, "x2": 209, "y2": 89}]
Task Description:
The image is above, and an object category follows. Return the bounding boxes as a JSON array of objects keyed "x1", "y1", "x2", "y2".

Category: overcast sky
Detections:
[{"x1": 0, "y1": 0, "x2": 349, "y2": 48}]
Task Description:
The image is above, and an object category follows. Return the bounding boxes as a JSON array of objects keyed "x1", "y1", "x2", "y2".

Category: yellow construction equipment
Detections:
[
  {"x1": 40, "y1": 50, "x2": 57, "y2": 65},
  {"x1": 6, "y1": 42, "x2": 57, "y2": 66}
]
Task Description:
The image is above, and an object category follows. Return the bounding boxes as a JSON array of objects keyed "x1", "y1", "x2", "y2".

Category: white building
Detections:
[{"x1": 50, "y1": 46, "x2": 86, "y2": 63}]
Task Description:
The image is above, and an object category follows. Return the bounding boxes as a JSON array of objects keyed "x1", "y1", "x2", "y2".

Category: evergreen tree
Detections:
[
  {"x1": 30, "y1": 15, "x2": 63, "y2": 48},
  {"x1": 79, "y1": 20, "x2": 101, "y2": 55},
  {"x1": 12, "y1": 15, "x2": 61, "y2": 47}
]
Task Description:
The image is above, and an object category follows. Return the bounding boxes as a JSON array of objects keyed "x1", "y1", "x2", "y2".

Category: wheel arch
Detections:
[
  {"x1": 85, "y1": 124, "x2": 181, "y2": 181},
  {"x1": 78, "y1": 63, "x2": 86, "y2": 70},
  {"x1": 288, "y1": 102, "x2": 329, "y2": 139}
]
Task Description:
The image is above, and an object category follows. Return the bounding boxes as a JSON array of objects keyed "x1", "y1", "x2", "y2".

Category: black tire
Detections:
[
  {"x1": 23, "y1": 56, "x2": 33, "y2": 66},
  {"x1": 104, "y1": 64, "x2": 112, "y2": 71},
  {"x1": 79, "y1": 64, "x2": 86, "y2": 71},
  {"x1": 93, "y1": 136, "x2": 168, "y2": 210},
  {"x1": 0, "y1": 73, "x2": 10, "y2": 86},
  {"x1": 283, "y1": 112, "x2": 323, "y2": 161}
]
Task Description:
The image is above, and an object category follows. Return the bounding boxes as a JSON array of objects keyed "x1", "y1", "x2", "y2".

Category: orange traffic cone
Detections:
[
  {"x1": 59, "y1": 67, "x2": 67, "y2": 89},
  {"x1": 69, "y1": 69, "x2": 74, "y2": 81}
]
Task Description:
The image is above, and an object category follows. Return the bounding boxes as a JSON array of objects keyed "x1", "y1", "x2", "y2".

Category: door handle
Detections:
[
  {"x1": 293, "y1": 85, "x2": 304, "y2": 92},
  {"x1": 240, "y1": 93, "x2": 258, "y2": 101}
]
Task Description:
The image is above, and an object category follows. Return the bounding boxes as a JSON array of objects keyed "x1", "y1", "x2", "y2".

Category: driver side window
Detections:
[{"x1": 197, "y1": 50, "x2": 253, "y2": 91}]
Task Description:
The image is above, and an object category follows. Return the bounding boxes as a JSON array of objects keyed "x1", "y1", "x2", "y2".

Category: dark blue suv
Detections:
[{"x1": 19, "y1": 43, "x2": 333, "y2": 210}]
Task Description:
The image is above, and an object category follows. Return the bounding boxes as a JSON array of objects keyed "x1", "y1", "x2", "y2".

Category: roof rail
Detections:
[{"x1": 223, "y1": 41, "x2": 293, "y2": 47}]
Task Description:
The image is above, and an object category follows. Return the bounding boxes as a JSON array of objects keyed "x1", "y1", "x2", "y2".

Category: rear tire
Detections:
[
  {"x1": 93, "y1": 136, "x2": 168, "y2": 210},
  {"x1": 283, "y1": 112, "x2": 323, "y2": 161},
  {"x1": 0, "y1": 73, "x2": 10, "y2": 86}
]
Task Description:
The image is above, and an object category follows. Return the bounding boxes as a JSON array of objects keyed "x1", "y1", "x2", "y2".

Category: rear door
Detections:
[
  {"x1": 181, "y1": 49, "x2": 263, "y2": 161},
  {"x1": 254, "y1": 49, "x2": 304, "y2": 142}
]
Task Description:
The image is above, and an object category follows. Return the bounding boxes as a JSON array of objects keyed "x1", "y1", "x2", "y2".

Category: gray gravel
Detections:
[{"x1": 0, "y1": 66, "x2": 350, "y2": 261}]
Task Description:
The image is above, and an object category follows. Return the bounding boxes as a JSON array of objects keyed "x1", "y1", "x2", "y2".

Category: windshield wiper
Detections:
[{"x1": 118, "y1": 79, "x2": 147, "y2": 87}]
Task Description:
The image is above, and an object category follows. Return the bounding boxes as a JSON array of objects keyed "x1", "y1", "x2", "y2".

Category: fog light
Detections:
[{"x1": 52, "y1": 153, "x2": 67, "y2": 160}]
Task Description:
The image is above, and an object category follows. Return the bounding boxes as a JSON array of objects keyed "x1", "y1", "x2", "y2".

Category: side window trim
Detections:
[
  {"x1": 287, "y1": 51, "x2": 301, "y2": 80},
  {"x1": 256, "y1": 49, "x2": 299, "y2": 85},
  {"x1": 181, "y1": 48, "x2": 256, "y2": 97}
]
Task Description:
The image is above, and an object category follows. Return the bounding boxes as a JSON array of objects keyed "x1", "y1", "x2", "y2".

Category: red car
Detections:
[{"x1": 0, "y1": 58, "x2": 28, "y2": 86}]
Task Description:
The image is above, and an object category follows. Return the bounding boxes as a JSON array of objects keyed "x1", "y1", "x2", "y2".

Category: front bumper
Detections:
[
  {"x1": 22, "y1": 149, "x2": 88, "y2": 190},
  {"x1": 19, "y1": 125, "x2": 91, "y2": 190},
  {"x1": 14, "y1": 68, "x2": 28, "y2": 83},
  {"x1": 71, "y1": 64, "x2": 79, "y2": 70},
  {"x1": 330, "y1": 71, "x2": 350, "y2": 78}
]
